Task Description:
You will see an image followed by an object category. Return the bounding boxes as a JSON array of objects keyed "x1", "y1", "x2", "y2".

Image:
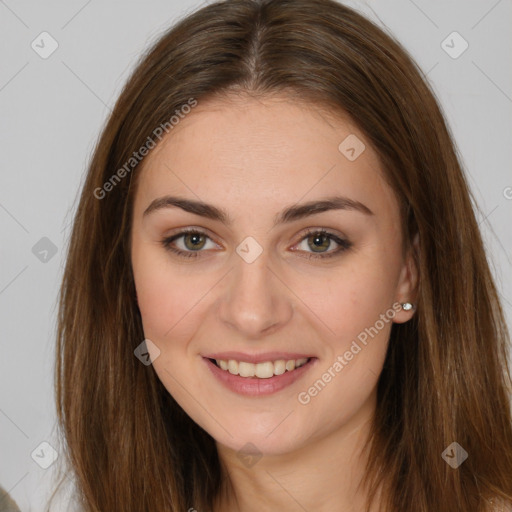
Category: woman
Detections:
[{"x1": 52, "y1": 0, "x2": 512, "y2": 510}]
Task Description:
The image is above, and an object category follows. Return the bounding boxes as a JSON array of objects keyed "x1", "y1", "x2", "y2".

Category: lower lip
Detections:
[{"x1": 203, "y1": 357, "x2": 317, "y2": 396}]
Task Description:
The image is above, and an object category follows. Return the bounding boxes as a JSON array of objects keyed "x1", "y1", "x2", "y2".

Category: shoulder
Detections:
[
  {"x1": 0, "y1": 484, "x2": 21, "y2": 512},
  {"x1": 487, "y1": 498, "x2": 512, "y2": 512}
]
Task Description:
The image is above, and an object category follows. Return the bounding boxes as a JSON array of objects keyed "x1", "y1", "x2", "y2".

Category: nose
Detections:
[{"x1": 217, "y1": 250, "x2": 293, "y2": 339}]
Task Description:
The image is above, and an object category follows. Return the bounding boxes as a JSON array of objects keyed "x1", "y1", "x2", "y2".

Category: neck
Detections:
[{"x1": 213, "y1": 392, "x2": 382, "y2": 512}]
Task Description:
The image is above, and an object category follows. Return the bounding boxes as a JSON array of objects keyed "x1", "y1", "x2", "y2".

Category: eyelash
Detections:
[{"x1": 161, "y1": 227, "x2": 352, "y2": 260}]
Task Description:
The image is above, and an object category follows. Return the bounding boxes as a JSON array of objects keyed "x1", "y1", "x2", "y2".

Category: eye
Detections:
[
  {"x1": 161, "y1": 228, "x2": 217, "y2": 259},
  {"x1": 291, "y1": 228, "x2": 352, "y2": 260},
  {"x1": 161, "y1": 228, "x2": 352, "y2": 260}
]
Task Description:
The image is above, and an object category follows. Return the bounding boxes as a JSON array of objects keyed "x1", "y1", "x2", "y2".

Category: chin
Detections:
[{"x1": 207, "y1": 416, "x2": 309, "y2": 457}]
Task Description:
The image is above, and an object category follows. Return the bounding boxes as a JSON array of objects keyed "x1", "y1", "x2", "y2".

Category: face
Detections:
[{"x1": 130, "y1": 94, "x2": 417, "y2": 457}]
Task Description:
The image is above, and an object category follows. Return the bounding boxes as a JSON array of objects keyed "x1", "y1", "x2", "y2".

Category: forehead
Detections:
[{"x1": 134, "y1": 94, "x2": 399, "y2": 223}]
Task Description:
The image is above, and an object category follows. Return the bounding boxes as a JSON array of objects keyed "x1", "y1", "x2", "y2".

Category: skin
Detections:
[{"x1": 130, "y1": 94, "x2": 419, "y2": 512}]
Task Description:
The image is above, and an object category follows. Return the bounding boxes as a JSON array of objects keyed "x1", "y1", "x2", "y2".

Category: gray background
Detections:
[{"x1": 1, "y1": 0, "x2": 511, "y2": 510}]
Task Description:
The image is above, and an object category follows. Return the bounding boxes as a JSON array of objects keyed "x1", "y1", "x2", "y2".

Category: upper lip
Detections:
[{"x1": 203, "y1": 352, "x2": 314, "y2": 364}]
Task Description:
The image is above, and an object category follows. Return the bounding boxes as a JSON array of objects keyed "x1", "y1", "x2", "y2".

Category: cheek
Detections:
[
  {"x1": 290, "y1": 251, "x2": 399, "y2": 409},
  {"x1": 132, "y1": 244, "x2": 209, "y2": 340},
  {"x1": 132, "y1": 252, "x2": 208, "y2": 406},
  {"x1": 292, "y1": 255, "x2": 398, "y2": 344},
  {"x1": 294, "y1": 269, "x2": 395, "y2": 432}
]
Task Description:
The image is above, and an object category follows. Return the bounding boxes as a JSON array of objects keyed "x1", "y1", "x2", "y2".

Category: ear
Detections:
[{"x1": 393, "y1": 232, "x2": 420, "y2": 324}]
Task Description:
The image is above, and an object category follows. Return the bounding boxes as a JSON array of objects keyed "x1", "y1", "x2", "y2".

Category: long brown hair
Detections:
[{"x1": 52, "y1": 0, "x2": 512, "y2": 510}]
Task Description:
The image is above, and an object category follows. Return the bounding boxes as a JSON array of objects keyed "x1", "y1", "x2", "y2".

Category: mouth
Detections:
[
  {"x1": 203, "y1": 355, "x2": 317, "y2": 396},
  {"x1": 209, "y1": 357, "x2": 311, "y2": 378}
]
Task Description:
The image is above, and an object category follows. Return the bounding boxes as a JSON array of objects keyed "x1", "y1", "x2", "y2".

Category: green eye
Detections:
[
  {"x1": 161, "y1": 228, "x2": 352, "y2": 260},
  {"x1": 293, "y1": 229, "x2": 352, "y2": 260}
]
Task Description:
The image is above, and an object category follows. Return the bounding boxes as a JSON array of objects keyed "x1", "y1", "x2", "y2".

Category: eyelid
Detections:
[
  {"x1": 161, "y1": 227, "x2": 220, "y2": 256},
  {"x1": 291, "y1": 226, "x2": 349, "y2": 247},
  {"x1": 162, "y1": 226, "x2": 220, "y2": 246}
]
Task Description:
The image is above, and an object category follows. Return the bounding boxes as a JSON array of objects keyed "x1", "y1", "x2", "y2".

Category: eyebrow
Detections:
[{"x1": 143, "y1": 194, "x2": 374, "y2": 226}]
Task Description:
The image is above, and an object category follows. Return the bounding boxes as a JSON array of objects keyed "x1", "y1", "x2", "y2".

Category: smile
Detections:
[
  {"x1": 212, "y1": 357, "x2": 309, "y2": 378},
  {"x1": 203, "y1": 356, "x2": 317, "y2": 396}
]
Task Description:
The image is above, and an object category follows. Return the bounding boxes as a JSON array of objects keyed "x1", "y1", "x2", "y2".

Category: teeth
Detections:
[
  {"x1": 238, "y1": 361, "x2": 255, "y2": 377},
  {"x1": 215, "y1": 357, "x2": 310, "y2": 378},
  {"x1": 274, "y1": 360, "x2": 286, "y2": 375},
  {"x1": 228, "y1": 360, "x2": 238, "y2": 375},
  {"x1": 255, "y1": 361, "x2": 274, "y2": 378}
]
